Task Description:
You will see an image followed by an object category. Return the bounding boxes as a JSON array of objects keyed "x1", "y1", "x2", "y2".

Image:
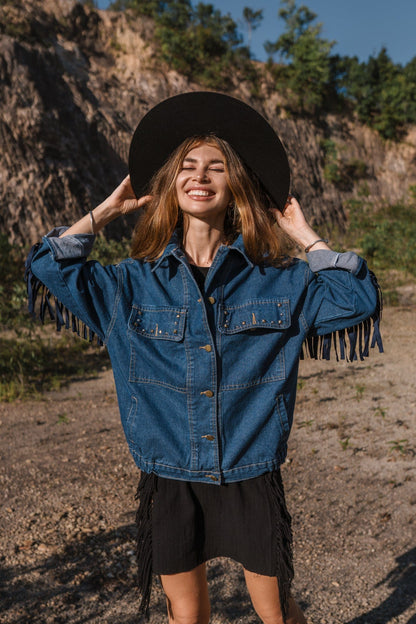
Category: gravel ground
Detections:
[{"x1": 1, "y1": 306, "x2": 415, "y2": 623}]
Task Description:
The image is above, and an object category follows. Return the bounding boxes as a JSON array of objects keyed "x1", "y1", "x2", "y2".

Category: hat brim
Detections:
[{"x1": 128, "y1": 92, "x2": 290, "y2": 211}]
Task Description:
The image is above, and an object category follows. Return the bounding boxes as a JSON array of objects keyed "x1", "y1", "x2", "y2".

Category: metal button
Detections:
[
  {"x1": 277, "y1": 303, "x2": 282, "y2": 307},
  {"x1": 199, "y1": 344, "x2": 212, "y2": 352},
  {"x1": 197, "y1": 298, "x2": 202, "y2": 303},
  {"x1": 208, "y1": 297, "x2": 215, "y2": 304},
  {"x1": 278, "y1": 320, "x2": 282, "y2": 325},
  {"x1": 201, "y1": 390, "x2": 214, "y2": 398},
  {"x1": 201, "y1": 434, "x2": 215, "y2": 441}
]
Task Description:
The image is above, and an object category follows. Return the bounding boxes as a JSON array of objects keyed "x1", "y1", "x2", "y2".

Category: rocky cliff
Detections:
[{"x1": 1, "y1": 0, "x2": 415, "y2": 246}]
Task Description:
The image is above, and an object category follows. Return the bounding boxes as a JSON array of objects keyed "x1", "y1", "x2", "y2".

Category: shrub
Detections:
[{"x1": 347, "y1": 201, "x2": 416, "y2": 277}]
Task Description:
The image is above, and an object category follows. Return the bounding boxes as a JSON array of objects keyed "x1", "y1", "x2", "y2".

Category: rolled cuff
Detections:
[
  {"x1": 307, "y1": 249, "x2": 361, "y2": 274},
  {"x1": 43, "y1": 228, "x2": 96, "y2": 260}
]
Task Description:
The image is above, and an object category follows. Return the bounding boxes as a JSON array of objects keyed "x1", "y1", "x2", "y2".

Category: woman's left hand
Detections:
[{"x1": 271, "y1": 196, "x2": 330, "y2": 251}]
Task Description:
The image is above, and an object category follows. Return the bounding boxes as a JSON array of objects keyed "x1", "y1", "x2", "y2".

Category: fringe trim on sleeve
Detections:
[
  {"x1": 135, "y1": 471, "x2": 157, "y2": 620},
  {"x1": 301, "y1": 270, "x2": 384, "y2": 362},
  {"x1": 24, "y1": 243, "x2": 103, "y2": 346}
]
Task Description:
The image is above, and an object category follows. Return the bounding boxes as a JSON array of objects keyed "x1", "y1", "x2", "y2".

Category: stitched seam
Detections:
[
  {"x1": 221, "y1": 298, "x2": 290, "y2": 310},
  {"x1": 220, "y1": 372, "x2": 286, "y2": 390},
  {"x1": 127, "y1": 378, "x2": 187, "y2": 392},
  {"x1": 104, "y1": 264, "x2": 123, "y2": 345},
  {"x1": 128, "y1": 451, "x2": 285, "y2": 475}
]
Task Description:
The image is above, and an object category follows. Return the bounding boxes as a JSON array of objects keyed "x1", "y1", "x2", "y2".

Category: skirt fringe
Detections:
[
  {"x1": 135, "y1": 471, "x2": 157, "y2": 619},
  {"x1": 264, "y1": 469, "x2": 294, "y2": 621}
]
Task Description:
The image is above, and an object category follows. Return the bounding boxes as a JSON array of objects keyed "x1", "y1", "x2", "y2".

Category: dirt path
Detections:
[{"x1": 1, "y1": 306, "x2": 415, "y2": 624}]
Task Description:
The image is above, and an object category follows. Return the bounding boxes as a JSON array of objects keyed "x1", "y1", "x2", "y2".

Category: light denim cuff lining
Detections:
[
  {"x1": 43, "y1": 228, "x2": 96, "y2": 260},
  {"x1": 307, "y1": 249, "x2": 361, "y2": 274}
]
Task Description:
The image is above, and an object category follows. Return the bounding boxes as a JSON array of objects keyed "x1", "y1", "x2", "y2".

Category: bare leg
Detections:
[
  {"x1": 244, "y1": 568, "x2": 307, "y2": 624},
  {"x1": 160, "y1": 563, "x2": 210, "y2": 624}
]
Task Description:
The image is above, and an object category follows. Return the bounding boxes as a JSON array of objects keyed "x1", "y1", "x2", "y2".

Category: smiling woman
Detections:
[
  {"x1": 130, "y1": 132, "x2": 288, "y2": 265},
  {"x1": 176, "y1": 144, "x2": 231, "y2": 218},
  {"x1": 25, "y1": 92, "x2": 382, "y2": 624}
]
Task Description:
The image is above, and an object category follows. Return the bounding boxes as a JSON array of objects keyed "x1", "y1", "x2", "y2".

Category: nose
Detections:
[{"x1": 193, "y1": 168, "x2": 208, "y2": 182}]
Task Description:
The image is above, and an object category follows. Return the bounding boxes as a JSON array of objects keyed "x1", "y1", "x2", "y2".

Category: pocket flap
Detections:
[
  {"x1": 219, "y1": 299, "x2": 291, "y2": 334},
  {"x1": 128, "y1": 305, "x2": 187, "y2": 341}
]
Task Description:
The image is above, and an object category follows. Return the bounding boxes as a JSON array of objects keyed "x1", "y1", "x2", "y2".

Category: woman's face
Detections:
[{"x1": 175, "y1": 143, "x2": 232, "y2": 223}]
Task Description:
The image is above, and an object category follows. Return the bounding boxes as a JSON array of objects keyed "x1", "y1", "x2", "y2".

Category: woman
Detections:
[{"x1": 26, "y1": 93, "x2": 382, "y2": 624}]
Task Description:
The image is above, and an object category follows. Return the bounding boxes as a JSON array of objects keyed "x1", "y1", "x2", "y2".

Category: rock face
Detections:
[{"x1": 1, "y1": 0, "x2": 415, "y2": 246}]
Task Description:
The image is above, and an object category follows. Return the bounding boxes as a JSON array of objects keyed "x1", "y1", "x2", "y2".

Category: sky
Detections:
[{"x1": 95, "y1": 0, "x2": 416, "y2": 66}]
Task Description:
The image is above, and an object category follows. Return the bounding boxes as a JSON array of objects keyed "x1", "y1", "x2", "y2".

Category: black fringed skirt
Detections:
[{"x1": 135, "y1": 469, "x2": 293, "y2": 619}]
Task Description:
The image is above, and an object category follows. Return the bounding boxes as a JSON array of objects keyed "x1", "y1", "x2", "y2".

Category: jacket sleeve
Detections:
[
  {"x1": 25, "y1": 228, "x2": 120, "y2": 344},
  {"x1": 300, "y1": 249, "x2": 383, "y2": 361}
]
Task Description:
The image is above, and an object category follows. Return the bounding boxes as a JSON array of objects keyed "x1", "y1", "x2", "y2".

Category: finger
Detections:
[
  {"x1": 121, "y1": 174, "x2": 135, "y2": 194},
  {"x1": 121, "y1": 195, "x2": 152, "y2": 215},
  {"x1": 137, "y1": 194, "x2": 153, "y2": 208},
  {"x1": 269, "y1": 207, "x2": 282, "y2": 223}
]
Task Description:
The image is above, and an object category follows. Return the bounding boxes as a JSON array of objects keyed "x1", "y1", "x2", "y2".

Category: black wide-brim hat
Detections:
[{"x1": 128, "y1": 91, "x2": 290, "y2": 211}]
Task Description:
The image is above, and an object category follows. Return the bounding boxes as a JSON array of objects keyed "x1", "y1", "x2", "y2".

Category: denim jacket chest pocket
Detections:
[
  {"x1": 217, "y1": 299, "x2": 291, "y2": 389},
  {"x1": 128, "y1": 305, "x2": 188, "y2": 391}
]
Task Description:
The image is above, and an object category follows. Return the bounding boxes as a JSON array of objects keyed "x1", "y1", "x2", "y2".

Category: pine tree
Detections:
[{"x1": 265, "y1": 0, "x2": 335, "y2": 113}]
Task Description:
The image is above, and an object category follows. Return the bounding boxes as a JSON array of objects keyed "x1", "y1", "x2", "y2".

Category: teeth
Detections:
[{"x1": 187, "y1": 190, "x2": 212, "y2": 197}]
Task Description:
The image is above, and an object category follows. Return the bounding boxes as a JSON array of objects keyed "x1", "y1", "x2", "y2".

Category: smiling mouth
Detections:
[{"x1": 186, "y1": 189, "x2": 215, "y2": 198}]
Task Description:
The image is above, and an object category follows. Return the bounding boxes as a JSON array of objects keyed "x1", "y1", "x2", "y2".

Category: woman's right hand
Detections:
[
  {"x1": 60, "y1": 176, "x2": 152, "y2": 237},
  {"x1": 101, "y1": 175, "x2": 152, "y2": 216}
]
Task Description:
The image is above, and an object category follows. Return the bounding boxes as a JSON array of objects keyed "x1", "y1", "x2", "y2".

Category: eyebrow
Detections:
[{"x1": 183, "y1": 157, "x2": 225, "y2": 165}]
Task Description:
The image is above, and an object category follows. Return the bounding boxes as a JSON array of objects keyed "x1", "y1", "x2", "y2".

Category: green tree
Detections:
[
  {"x1": 242, "y1": 6, "x2": 263, "y2": 47},
  {"x1": 265, "y1": 0, "x2": 335, "y2": 113},
  {"x1": 108, "y1": 0, "x2": 161, "y2": 15},
  {"x1": 108, "y1": 0, "x2": 253, "y2": 89},
  {"x1": 341, "y1": 48, "x2": 416, "y2": 139}
]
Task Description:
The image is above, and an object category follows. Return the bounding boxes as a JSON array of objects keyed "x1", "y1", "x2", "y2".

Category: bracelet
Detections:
[
  {"x1": 304, "y1": 238, "x2": 329, "y2": 253},
  {"x1": 89, "y1": 210, "x2": 95, "y2": 234}
]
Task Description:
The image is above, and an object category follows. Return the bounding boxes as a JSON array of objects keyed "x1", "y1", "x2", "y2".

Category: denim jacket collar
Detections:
[{"x1": 151, "y1": 231, "x2": 254, "y2": 273}]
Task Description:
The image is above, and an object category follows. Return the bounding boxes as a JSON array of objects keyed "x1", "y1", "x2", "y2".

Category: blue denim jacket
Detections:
[{"x1": 27, "y1": 229, "x2": 382, "y2": 484}]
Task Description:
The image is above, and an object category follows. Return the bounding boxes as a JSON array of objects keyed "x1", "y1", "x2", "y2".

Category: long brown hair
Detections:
[{"x1": 130, "y1": 135, "x2": 290, "y2": 264}]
